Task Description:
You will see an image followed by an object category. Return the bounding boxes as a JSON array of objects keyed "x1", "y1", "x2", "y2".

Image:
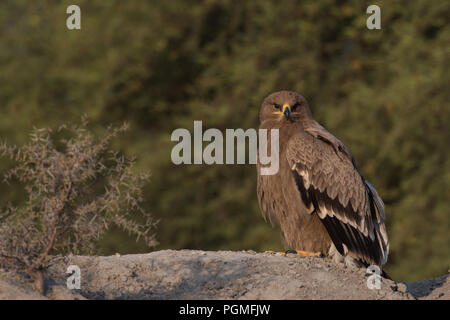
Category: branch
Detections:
[
  {"x1": 26, "y1": 181, "x2": 72, "y2": 273},
  {"x1": 0, "y1": 253, "x2": 26, "y2": 267}
]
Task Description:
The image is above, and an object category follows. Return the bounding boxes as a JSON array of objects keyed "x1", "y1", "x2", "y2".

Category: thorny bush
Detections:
[{"x1": 0, "y1": 118, "x2": 158, "y2": 293}]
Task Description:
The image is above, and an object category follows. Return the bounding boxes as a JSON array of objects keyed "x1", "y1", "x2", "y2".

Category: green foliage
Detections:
[{"x1": 0, "y1": 0, "x2": 448, "y2": 281}]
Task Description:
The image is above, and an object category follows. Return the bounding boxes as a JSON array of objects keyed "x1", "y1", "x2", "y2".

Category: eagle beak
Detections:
[{"x1": 282, "y1": 104, "x2": 291, "y2": 119}]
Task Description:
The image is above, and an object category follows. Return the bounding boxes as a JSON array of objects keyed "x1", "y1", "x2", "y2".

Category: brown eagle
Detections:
[{"x1": 257, "y1": 91, "x2": 389, "y2": 268}]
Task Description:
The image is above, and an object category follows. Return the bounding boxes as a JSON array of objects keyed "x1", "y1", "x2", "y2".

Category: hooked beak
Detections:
[
  {"x1": 273, "y1": 103, "x2": 291, "y2": 119},
  {"x1": 282, "y1": 104, "x2": 291, "y2": 119}
]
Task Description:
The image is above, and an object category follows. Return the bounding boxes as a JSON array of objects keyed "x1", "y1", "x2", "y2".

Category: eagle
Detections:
[{"x1": 257, "y1": 91, "x2": 389, "y2": 268}]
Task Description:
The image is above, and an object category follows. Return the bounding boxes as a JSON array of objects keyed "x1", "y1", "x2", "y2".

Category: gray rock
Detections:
[{"x1": 1, "y1": 250, "x2": 448, "y2": 300}]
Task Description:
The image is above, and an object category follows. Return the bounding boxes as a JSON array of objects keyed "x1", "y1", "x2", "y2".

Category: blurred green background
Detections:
[{"x1": 0, "y1": 0, "x2": 448, "y2": 282}]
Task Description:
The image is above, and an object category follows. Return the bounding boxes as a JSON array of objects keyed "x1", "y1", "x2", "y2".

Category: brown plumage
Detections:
[{"x1": 257, "y1": 91, "x2": 389, "y2": 267}]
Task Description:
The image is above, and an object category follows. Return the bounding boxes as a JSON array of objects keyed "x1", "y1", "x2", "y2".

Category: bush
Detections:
[{"x1": 0, "y1": 118, "x2": 157, "y2": 293}]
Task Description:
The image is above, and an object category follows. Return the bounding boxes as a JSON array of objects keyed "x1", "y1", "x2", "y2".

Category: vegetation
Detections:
[
  {"x1": 0, "y1": 0, "x2": 448, "y2": 281},
  {"x1": 0, "y1": 120, "x2": 157, "y2": 293}
]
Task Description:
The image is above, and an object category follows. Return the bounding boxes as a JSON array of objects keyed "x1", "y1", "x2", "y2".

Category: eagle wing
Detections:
[{"x1": 286, "y1": 120, "x2": 389, "y2": 266}]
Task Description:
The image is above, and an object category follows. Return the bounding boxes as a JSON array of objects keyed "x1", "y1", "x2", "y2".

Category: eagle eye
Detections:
[
  {"x1": 292, "y1": 102, "x2": 300, "y2": 111},
  {"x1": 273, "y1": 103, "x2": 281, "y2": 110}
]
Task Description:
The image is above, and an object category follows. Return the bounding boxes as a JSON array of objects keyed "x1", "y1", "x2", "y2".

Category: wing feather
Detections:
[{"x1": 286, "y1": 123, "x2": 389, "y2": 266}]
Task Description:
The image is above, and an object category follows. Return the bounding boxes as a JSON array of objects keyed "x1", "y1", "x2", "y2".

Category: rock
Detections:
[
  {"x1": 0, "y1": 279, "x2": 47, "y2": 300},
  {"x1": 47, "y1": 285, "x2": 87, "y2": 300},
  {"x1": 390, "y1": 282, "x2": 408, "y2": 294},
  {"x1": 1, "y1": 250, "x2": 448, "y2": 300}
]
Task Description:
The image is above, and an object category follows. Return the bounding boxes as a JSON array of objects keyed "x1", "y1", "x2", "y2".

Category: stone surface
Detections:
[{"x1": 1, "y1": 250, "x2": 448, "y2": 300}]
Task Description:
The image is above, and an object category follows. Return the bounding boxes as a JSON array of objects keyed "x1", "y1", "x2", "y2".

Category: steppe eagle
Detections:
[{"x1": 256, "y1": 91, "x2": 389, "y2": 267}]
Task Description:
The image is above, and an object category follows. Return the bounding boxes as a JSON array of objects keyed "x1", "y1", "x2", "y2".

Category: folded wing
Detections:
[{"x1": 286, "y1": 121, "x2": 389, "y2": 266}]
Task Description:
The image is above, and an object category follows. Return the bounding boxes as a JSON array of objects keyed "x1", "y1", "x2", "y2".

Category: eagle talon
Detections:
[
  {"x1": 295, "y1": 250, "x2": 322, "y2": 257},
  {"x1": 263, "y1": 250, "x2": 322, "y2": 257}
]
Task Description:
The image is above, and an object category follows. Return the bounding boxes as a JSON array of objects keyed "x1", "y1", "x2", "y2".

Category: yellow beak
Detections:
[{"x1": 273, "y1": 104, "x2": 291, "y2": 119}]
